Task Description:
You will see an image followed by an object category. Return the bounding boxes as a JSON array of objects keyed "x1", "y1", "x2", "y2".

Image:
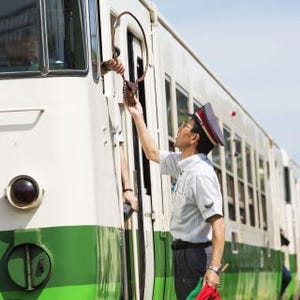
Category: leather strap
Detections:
[
  {"x1": 111, "y1": 11, "x2": 149, "y2": 106},
  {"x1": 111, "y1": 11, "x2": 149, "y2": 83}
]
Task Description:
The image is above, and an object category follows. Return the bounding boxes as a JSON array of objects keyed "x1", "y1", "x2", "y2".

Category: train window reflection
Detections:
[
  {"x1": 89, "y1": 0, "x2": 100, "y2": 81},
  {"x1": 246, "y1": 144, "x2": 253, "y2": 184},
  {"x1": 45, "y1": 0, "x2": 86, "y2": 70},
  {"x1": 224, "y1": 127, "x2": 233, "y2": 172},
  {"x1": 165, "y1": 76, "x2": 174, "y2": 141},
  {"x1": 0, "y1": 0, "x2": 41, "y2": 72},
  {"x1": 248, "y1": 186, "x2": 255, "y2": 227},
  {"x1": 227, "y1": 174, "x2": 236, "y2": 221},
  {"x1": 238, "y1": 181, "x2": 246, "y2": 224},
  {"x1": 176, "y1": 85, "x2": 188, "y2": 127},
  {"x1": 0, "y1": 0, "x2": 86, "y2": 74}
]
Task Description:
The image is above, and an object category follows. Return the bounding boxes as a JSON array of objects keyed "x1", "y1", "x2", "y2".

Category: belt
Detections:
[{"x1": 171, "y1": 239, "x2": 212, "y2": 250}]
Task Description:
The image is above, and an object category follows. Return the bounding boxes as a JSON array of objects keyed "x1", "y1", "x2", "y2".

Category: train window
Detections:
[
  {"x1": 164, "y1": 76, "x2": 176, "y2": 190},
  {"x1": 248, "y1": 186, "x2": 255, "y2": 226},
  {"x1": 235, "y1": 135, "x2": 243, "y2": 179},
  {"x1": 256, "y1": 190, "x2": 261, "y2": 229},
  {"x1": 259, "y1": 157, "x2": 268, "y2": 230},
  {"x1": 45, "y1": 0, "x2": 86, "y2": 71},
  {"x1": 224, "y1": 127, "x2": 233, "y2": 172},
  {"x1": 88, "y1": 0, "x2": 100, "y2": 81},
  {"x1": 0, "y1": 0, "x2": 41, "y2": 73},
  {"x1": 215, "y1": 168, "x2": 223, "y2": 193},
  {"x1": 246, "y1": 144, "x2": 255, "y2": 227},
  {"x1": 235, "y1": 135, "x2": 246, "y2": 224},
  {"x1": 238, "y1": 181, "x2": 246, "y2": 224},
  {"x1": 259, "y1": 157, "x2": 265, "y2": 192},
  {"x1": 284, "y1": 166, "x2": 291, "y2": 203},
  {"x1": 227, "y1": 174, "x2": 236, "y2": 221},
  {"x1": 246, "y1": 144, "x2": 253, "y2": 184},
  {"x1": 175, "y1": 84, "x2": 188, "y2": 127},
  {"x1": 261, "y1": 194, "x2": 267, "y2": 230},
  {"x1": 254, "y1": 150, "x2": 261, "y2": 228},
  {"x1": 0, "y1": 0, "x2": 86, "y2": 75},
  {"x1": 212, "y1": 145, "x2": 221, "y2": 167},
  {"x1": 165, "y1": 76, "x2": 174, "y2": 144}
]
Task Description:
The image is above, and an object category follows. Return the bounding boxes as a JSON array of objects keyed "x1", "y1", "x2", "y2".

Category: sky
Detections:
[{"x1": 152, "y1": 0, "x2": 300, "y2": 165}]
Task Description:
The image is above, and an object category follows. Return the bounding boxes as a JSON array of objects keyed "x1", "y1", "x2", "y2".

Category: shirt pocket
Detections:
[{"x1": 173, "y1": 188, "x2": 187, "y2": 218}]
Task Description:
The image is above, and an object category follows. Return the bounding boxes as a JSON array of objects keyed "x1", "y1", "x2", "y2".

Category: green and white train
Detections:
[{"x1": 0, "y1": 0, "x2": 299, "y2": 299}]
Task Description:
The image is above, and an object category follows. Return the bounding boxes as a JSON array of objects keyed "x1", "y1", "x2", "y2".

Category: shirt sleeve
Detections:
[
  {"x1": 159, "y1": 151, "x2": 181, "y2": 179},
  {"x1": 193, "y1": 172, "x2": 223, "y2": 221}
]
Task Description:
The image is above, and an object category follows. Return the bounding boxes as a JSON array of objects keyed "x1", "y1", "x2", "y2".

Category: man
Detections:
[
  {"x1": 280, "y1": 228, "x2": 291, "y2": 297},
  {"x1": 125, "y1": 97, "x2": 225, "y2": 299},
  {"x1": 102, "y1": 59, "x2": 138, "y2": 213}
]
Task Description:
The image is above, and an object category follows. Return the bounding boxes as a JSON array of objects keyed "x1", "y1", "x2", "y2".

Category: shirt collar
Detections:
[{"x1": 178, "y1": 153, "x2": 212, "y2": 172}]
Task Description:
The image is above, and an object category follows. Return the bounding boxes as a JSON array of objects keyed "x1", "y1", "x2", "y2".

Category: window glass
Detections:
[
  {"x1": 224, "y1": 127, "x2": 233, "y2": 172},
  {"x1": 259, "y1": 157, "x2": 265, "y2": 192},
  {"x1": 284, "y1": 167, "x2": 291, "y2": 203},
  {"x1": 261, "y1": 194, "x2": 267, "y2": 230},
  {"x1": 88, "y1": 0, "x2": 100, "y2": 81},
  {"x1": 0, "y1": 0, "x2": 86, "y2": 74},
  {"x1": 176, "y1": 85, "x2": 188, "y2": 127},
  {"x1": 46, "y1": 0, "x2": 86, "y2": 70},
  {"x1": 256, "y1": 190, "x2": 261, "y2": 228},
  {"x1": 0, "y1": 0, "x2": 41, "y2": 72},
  {"x1": 248, "y1": 186, "x2": 255, "y2": 226},
  {"x1": 227, "y1": 174, "x2": 236, "y2": 221},
  {"x1": 238, "y1": 181, "x2": 246, "y2": 224},
  {"x1": 246, "y1": 144, "x2": 252, "y2": 184},
  {"x1": 212, "y1": 146, "x2": 221, "y2": 166},
  {"x1": 235, "y1": 135, "x2": 243, "y2": 179},
  {"x1": 165, "y1": 76, "x2": 173, "y2": 141}
]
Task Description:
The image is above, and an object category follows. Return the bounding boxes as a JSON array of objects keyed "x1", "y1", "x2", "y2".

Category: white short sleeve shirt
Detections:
[{"x1": 159, "y1": 151, "x2": 223, "y2": 243}]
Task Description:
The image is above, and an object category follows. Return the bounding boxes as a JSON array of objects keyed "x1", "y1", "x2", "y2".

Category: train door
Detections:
[{"x1": 122, "y1": 31, "x2": 155, "y2": 299}]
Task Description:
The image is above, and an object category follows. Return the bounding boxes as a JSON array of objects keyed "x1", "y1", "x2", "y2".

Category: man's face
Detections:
[{"x1": 174, "y1": 118, "x2": 197, "y2": 149}]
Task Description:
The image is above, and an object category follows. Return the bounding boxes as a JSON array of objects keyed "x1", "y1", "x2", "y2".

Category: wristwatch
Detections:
[{"x1": 208, "y1": 265, "x2": 222, "y2": 276}]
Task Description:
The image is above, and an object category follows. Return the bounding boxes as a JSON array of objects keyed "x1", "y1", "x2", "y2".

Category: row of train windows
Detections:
[{"x1": 164, "y1": 76, "x2": 268, "y2": 230}]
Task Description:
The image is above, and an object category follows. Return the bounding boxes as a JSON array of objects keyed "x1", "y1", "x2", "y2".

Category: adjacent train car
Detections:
[{"x1": 0, "y1": 0, "x2": 299, "y2": 299}]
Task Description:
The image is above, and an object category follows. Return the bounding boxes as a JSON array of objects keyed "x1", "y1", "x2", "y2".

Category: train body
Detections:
[{"x1": 0, "y1": 0, "x2": 299, "y2": 299}]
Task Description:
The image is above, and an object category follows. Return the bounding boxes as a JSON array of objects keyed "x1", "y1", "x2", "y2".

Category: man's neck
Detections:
[{"x1": 180, "y1": 148, "x2": 197, "y2": 159}]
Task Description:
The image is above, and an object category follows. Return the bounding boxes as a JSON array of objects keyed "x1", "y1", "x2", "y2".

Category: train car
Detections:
[
  {"x1": 0, "y1": 0, "x2": 130, "y2": 299},
  {"x1": 0, "y1": 0, "x2": 299, "y2": 299},
  {"x1": 277, "y1": 150, "x2": 300, "y2": 299}
]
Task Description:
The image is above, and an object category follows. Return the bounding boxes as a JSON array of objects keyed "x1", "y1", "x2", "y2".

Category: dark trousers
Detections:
[
  {"x1": 280, "y1": 265, "x2": 291, "y2": 297},
  {"x1": 172, "y1": 241, "x2": 212, "y2": 300}
]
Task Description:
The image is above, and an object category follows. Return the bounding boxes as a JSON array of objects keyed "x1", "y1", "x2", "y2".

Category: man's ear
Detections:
[{"x1": 191, "y1": 132, "x2": 200, "y2": 144}]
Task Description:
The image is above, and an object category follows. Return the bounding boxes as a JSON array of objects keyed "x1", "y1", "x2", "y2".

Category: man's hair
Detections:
[{"x1": 191, "y1": 123, "x2": 214, "y2": 154}]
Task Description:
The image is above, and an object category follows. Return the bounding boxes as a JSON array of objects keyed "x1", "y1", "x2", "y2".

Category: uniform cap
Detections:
[{"x1": 189, "y1": 102, "x2": 224, "y2": 146}]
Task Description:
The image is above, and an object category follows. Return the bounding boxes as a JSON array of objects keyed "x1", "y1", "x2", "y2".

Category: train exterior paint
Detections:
[{"x1": 0, "y1": 0, "x2": 299, "y2": 299}]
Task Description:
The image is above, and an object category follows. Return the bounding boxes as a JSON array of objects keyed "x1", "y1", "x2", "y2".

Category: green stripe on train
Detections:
[
  {"x1": 0, "y1": 226, "x2": 122, "y2": 299},
  {"x1": 152, "y1": 231, "x2": 288, "y2": 300},
  {"x1": 153, "y1": 231, "x2": 176, "y2": 299},
  {"x1": 0, "y1": 284, "x2": 118, "y2": 300}
]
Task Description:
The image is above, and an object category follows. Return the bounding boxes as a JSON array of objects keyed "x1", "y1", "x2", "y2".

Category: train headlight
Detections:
[{"x1": 6, "y1": 175, "x2": 43, "y2": 209}]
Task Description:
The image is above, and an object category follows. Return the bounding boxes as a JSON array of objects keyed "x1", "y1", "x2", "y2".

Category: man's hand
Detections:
[
  {"x1": 101, "y1": 58, "x2": 125, "y2": 76},
  {"x1": 203, "y1": 269, "x2": 220, "y2": 288},
  {"x1": 124, "y1": 95, "x2": 144, "y2": 119},
  {"x1": 123, "y1": 190, "x2": 138, "y2": 211}
]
